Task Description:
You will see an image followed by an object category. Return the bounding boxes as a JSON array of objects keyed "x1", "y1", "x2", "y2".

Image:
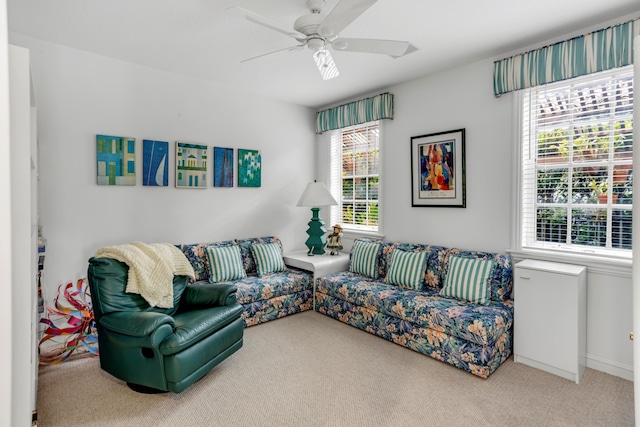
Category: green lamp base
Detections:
[{"x1": 305, "y1": 207, "x2": 327, "y2": 256}]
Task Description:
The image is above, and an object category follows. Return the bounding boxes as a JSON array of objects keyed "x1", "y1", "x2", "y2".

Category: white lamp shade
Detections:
[{"x1": 296, "y1": 181, "x2": 338, "y2": 207}]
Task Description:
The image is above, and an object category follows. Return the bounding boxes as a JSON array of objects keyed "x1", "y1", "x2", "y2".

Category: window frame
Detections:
[
  {"x1": 513, "y1": 67, "x2": 633, "y2": 265},
  {"x1": 328, "y1": 120, "x2": 382, "y2": 235}
]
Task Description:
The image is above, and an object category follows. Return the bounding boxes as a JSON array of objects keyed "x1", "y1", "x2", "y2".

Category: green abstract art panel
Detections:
[{"x1": 238, "y1": 149, "x2": 261, "y2": 188}]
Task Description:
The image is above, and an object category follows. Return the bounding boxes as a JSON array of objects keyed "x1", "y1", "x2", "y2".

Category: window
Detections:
[
  {"x1": 519, "y1": 66, "x2": 633, "y2": 258},
  {"x1": 329, "y1": 121, "x2": 380, "y2": 232}
]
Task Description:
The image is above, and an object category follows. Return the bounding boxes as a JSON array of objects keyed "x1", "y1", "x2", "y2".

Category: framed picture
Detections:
[
  {"x1": 142, "y1": 140, "x2": 169, "y2": 186},
  {"x1": 410, "y1": 128, "x2": 465, "y2": 207},
  {"x1": 213, "y1": 147, "x2": 234, "y2": 187},
  {"x1": 238, "y1": 149, "x2": 261, "y2": 188},
  {"x1": 96, "y1": 134, "x2": 136, "y2": 186},
  {"x1": 176, "y1": 142, "x2": 208, "y2": 189}
]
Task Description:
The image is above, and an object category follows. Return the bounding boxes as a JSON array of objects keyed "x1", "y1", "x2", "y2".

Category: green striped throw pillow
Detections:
[
  {"x1": 205, "y1": 245, "x2": 246, "y2": 283},
  {"x1": 349, "y1": 240, "x2": 381, "y2": 279},
  {"x1": 440, "y1": 256, "x2": 494, "y2": 305},
  {"x1": 251, "y1": 243, "x2": 285, "y2": 277},
  {"x1": 385, "y1": 250, "x2": 428, "y2": 290}
]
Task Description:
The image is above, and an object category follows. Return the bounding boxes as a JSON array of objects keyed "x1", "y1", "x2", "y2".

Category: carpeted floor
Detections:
[{"x1": 37, "y1": 310, "x2": 634, "y2": 426}]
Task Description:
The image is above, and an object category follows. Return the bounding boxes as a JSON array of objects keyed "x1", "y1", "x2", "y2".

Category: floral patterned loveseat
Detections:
[
  {"x1": 315, "y1": 239, "x2": 514, "y2": 378},
  {"x1": 180, "y1": 236, "x2": 313, "y2": 327}
]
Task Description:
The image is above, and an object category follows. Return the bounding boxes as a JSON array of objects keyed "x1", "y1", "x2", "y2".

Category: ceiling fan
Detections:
[{"x1": 228, "y1": 0, "x2": 416, "y2": 80}]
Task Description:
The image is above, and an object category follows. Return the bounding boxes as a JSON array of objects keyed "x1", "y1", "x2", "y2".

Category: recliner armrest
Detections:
[
  {"x1": 181, "y1": 283, "x2": 238, "y2": 308},
  {"x1": 100, "y1": 311, "x2": 175, "y2": 337}
]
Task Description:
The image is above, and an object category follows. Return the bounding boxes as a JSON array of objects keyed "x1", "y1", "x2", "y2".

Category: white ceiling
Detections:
[{"x1": 7, "y1": 0, "x2": 640, "y2": 108}]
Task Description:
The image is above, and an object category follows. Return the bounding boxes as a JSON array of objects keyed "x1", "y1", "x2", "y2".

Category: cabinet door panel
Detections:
[{"x1": 514, "y1": 267, "x2": 578, "y2": 372}]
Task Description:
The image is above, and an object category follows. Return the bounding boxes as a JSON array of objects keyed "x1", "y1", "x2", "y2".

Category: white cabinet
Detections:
[
  {"x1": 514, "y1": 259, "x2": 587, "y2": 383},
  {"x1": 283, "y1": 251, "x2": 350, "y2": 278},
  {"x1": 283, "y1": 251, "x2": 350, "y2": 309}
]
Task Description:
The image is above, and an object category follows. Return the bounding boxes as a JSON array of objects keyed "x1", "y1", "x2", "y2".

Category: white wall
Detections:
[
  {"x1": 9, "y1": 34, "x2": 316, "y2": 305},
  {"x1": 383, "y1": 60, "x2": 511, "y2": 251},
  {"x1": 8, "y1": 44, "x2": 35, "y2": 427},
  {"x1": 0, "y1": 1, "x2": 13, "y2": 424},
  {"x1": 317, "y1": 57, "x2": 633, "y2": 380}
]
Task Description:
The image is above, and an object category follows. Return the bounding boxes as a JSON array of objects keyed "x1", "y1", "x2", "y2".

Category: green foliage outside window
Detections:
[{"x1": 535, "y1": 120, "x2": 633, "y2": 249}]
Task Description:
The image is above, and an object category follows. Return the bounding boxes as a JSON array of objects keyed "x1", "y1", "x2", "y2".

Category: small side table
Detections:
[
  {"x1": 514, "y1": 259, "x2": 587, "y2": 383},
  {"x1": 283, "y1": 251, "x2": 350, "y2": 310}
]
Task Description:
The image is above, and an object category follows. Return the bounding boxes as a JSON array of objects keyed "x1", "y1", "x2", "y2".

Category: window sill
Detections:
[
  {"x1": 341, "y1": 229, "x2": 384, "y2": 240},
  {"x1": 507, "y1": 247, "x2": 631, "y2": 277}
]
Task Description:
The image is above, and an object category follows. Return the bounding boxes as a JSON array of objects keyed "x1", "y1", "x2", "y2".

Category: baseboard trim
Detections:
[{"x1": 586, "y1": 353, "x2": 633, "y2": 381}]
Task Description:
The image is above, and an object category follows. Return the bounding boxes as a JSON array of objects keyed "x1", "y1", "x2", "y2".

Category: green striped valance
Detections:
[
  {"x1": 493, "y1": 18, "x2": 640, "y2": 96},
  {"x1": 315, "y1": 92, "x2": 394, "y2": 134}
]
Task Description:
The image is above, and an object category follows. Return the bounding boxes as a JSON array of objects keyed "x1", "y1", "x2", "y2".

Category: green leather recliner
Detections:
[{"x1": 87, "y1": 257, "x2": 244, "y2": 393}]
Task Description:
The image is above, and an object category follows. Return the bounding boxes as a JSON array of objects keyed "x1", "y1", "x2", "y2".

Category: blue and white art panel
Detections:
[
  {"x1": 96, "y1": 134, "x2": 136, "y2": 186},
  {"x1": 176, "y1": 141, "x2": 208, "y2": 189},
  {"x1": 214, "y1": 147, "x2": 234, "y2": 187},
  {"x1": 143, "y1": 140, "x2": 169, "y2": 186}
]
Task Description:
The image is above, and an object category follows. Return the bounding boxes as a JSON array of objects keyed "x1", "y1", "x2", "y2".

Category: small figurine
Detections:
[{"x1": 326, "y1": 224, "x2": 343, "y2": 255}]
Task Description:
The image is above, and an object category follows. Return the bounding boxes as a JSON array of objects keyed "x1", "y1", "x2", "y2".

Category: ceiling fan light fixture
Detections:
[
  {"x1": 234, "y1": 0, "x2": 415, "y2": 79},
  {"x1": 313, "y1": 49, "x2": 339, "y2": 80},
  {"x1": 332, "y1": 40, "x2": 348, "y2": 50},
  {"x1": 307, "y1": 37, "x2": 325, "y2": 51}
]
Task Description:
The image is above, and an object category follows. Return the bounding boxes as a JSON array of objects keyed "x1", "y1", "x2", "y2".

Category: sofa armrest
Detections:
[
  {"x1": 100, "y1": 311, "x2": 175, "y2": 337},
  {"x1": 181, "y1": 283, "x2": 238, "y2": 308}
]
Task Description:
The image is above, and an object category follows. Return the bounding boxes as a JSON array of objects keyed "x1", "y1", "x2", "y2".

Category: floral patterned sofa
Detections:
[
  {"x1": 315, "y1": 239, "x2": 514, "y2": 378},
  {"x1": 180, "y1": 236, "x2": 313, "y2": 327}
]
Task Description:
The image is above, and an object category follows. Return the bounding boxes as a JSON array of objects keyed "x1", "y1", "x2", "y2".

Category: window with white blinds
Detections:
[
  {"x1": 329, "y1": 121, "x2": 380, "y2": 232},
  {"x1": 520, "y1": 66, "x2": 633, "y2": 258}
]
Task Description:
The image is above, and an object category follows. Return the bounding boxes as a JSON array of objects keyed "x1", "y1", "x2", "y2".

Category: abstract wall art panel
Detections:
[
  {"x1": 410, "y1": 129, "x2": 466, "y2": 207},
  {"x1": 213, "y1": 147, "x2": 234, "y2": 187},
  {"x1": 96, "y1": 134, "x2": 136, "y2": 185},
  {"x1": 238, "y1": 149, "x2": 261, "y2": 188},
  {"x1": 143, "y1": 140, "x2": 169, "y2": 186},
  {"x1": 176, "y1": 141, "x2": 208, "y2": 189}
]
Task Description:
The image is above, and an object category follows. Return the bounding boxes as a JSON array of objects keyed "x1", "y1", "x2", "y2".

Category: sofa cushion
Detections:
[
  {"x1": 316, "y1": 292, "x2": 512, "y2": 379},
  {"x1": 195, "y1": 268, "x2": 313, "y2": 305},
  {"x1": 440, "y1": 256, "x2": 494, "y2": 305},
  {"x1": 250, "y1": 242, "x2": 286, "y2": 276},
  {"x1": 234, "y1": 270, "x2": 312, "y2": 304},
  {"x1": 316, "y1": 272, "x2": 512, "y2": 346},
  {"x1": 181, "y1": 240, "x2": 235, "y2": 282},
  {"x1": 439, "y1": 249, "x2": 513, "y2": 302},
  {"x1": 236, "y1": 236, "x2": 283, "y2": 274},
  {"x1": 350, "y1": 240, "x2": 382, "y2": 278},
  {"x1": 376, "y1": 243, "x2": 447, "y2": 291},
  {"x1": 385, "y1": 249, "x2": 428, "y2": 290},
  {"x1": 205, "y1": 245, "x2": 246, "y2": 283}
]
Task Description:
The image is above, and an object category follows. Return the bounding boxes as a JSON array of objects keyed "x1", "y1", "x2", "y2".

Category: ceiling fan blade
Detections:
[
  {"x1": 313, "y1": 49, "x2": 340, "y2": 80},
  {"x1": 227, "y1": 6, "x2": 306, "y2": 40},
  {"x1": 241, "y1": 45, "x2": 305, "y2": 63},
  {"x1": 318, "y1": 0, "x2": 377, "y2": 38},
  {"x1": 332, "y1": 38, "x2": 416, "y2": 57}
]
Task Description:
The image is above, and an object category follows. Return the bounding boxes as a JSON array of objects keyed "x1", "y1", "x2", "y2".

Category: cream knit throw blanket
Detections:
[{"x1": 95, "y1": 242, "x2": 195, "y2": 308}]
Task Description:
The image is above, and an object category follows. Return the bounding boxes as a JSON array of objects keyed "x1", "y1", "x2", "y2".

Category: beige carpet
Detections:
[{"x1": 37, "y1": 311, "x2": 633, "y2": 426}]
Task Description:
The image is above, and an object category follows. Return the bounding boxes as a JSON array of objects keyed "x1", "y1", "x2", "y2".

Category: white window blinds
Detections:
[
  {"x1": 521, "y1": 66, "x2": 633, "y2": 257},
  {"x1": 330, "y1": 121, "x2": 380, "y2": 231}
]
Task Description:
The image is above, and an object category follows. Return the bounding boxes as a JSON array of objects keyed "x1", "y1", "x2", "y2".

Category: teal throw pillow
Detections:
[
  {"x1": 251, "y1": 243, "x2": 286, "y2": 276},
  {"x1": 385, "y1": 249, "x2": 428, "y2": 290},
  {"x1": 349, "y1": 240, "x2": 381, "y2": 279},
  {"x1": 440, "y1": 256, "x2": 494, "y2": 305},
  {"x1": 205, "y1": 245, "x2": 246, "y2": 283}
]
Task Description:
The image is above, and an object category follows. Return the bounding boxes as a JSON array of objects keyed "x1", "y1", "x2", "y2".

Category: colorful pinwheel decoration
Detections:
[{"x1": 39, "y1": 278, "x2": 99, "y2": 364}]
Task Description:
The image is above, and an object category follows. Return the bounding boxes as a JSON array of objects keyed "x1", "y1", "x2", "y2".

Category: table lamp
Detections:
[{"x1": 296, "y1": 181, "x2": 338, "y2": 256}]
